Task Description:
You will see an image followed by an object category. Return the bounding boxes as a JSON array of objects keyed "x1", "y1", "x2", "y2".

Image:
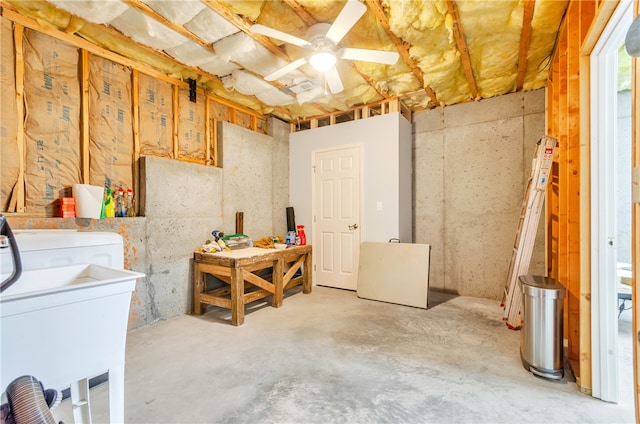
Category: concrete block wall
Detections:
[
  {"x1": 4, "y1": 217, "x2": 150, "y2": 328},
  {"x1": 7, "y1": 91, "x2": 546, "y2": 327},
  {"x1": 7, "y1": 118, "x2": 290, "y2": 330},
  {"x1": 141, "y1": 156, "x2": 223, "y2": 323},
  {"x1": 413, "y1": 88, "x2": 546, "y2": 299},
  {"x1": 221, "y1": 121, "x2": 289, "y2": 237}
]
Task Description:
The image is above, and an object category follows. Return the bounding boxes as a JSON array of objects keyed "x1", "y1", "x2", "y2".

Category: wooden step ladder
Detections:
[{"x1": 502, "y1": 135, "x2": 557, "y2": 329}]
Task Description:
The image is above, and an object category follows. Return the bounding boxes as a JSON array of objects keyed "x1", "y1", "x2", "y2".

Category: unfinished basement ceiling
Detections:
[{"x1": 3, "y1": 0, "x2": 568, "y2": 122}]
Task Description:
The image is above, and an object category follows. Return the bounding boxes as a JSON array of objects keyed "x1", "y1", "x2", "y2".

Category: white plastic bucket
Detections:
[{"x1": 73, "y1": 184, "x2": 104, "y2": 219}]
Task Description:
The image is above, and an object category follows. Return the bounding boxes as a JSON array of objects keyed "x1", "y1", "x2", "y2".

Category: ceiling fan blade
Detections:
[
  {"x1": 325, "y1": 66, "x2": 344, "y2": 94},
  {"x1": 325, "y1": 0, "x2": 367, "y2": 44},
  {"x1": 250, "y1": 24, "x2": 311, "y2": 48},
  {"x1": 338, "y1": 48, "x2": 399, "y2": 65},
  {"x1": 264, "y1": 57, "x2": 308, "y2": 81}
]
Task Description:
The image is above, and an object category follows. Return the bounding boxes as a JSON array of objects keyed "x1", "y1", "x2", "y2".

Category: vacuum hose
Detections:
[
  {"x1": 0, "y1": 214, "x2": 22, "y2": 293},
  {"x1": 5, "y1": 376, "x2": 60, "y2": 424}
]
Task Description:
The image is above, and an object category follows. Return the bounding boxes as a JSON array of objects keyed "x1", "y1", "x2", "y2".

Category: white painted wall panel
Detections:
[{"x1": 289, "y1": 113, "x2": 412, "y2": 244}]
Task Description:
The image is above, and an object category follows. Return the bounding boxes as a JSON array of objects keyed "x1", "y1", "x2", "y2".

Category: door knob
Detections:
[{"x1": 348, "y1": 223, "x2": 358, "y2": 230}]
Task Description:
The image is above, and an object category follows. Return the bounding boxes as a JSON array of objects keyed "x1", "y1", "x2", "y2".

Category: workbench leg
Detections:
[
  {"x1": 230, "y1": 265, "x2": 244, "y2": 326},
  {"x1": 273, "y1": 258, "x2": 284, "y2": 308},
  {"x1": 303, "y1": 251, "x2": 312, "y2": 294},
  {"x1": 193, "y1": 263, "x2": 204, "y2": 315}
]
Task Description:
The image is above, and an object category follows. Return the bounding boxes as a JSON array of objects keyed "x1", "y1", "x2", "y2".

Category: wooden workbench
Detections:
[{"x1": 193, "y1": 245, "x2": 312, "y2": 325}]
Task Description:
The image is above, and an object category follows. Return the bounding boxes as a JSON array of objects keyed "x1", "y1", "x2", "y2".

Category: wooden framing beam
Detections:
[
  {"x1": 289, "y1": 97, "x2": 406, "y2": 133},
  {"x1": 2, "y1": 4, "x2": 282, "y2": 126},
  {"x1": 356, "y1": 70, "x2": 391, "y2": 99},
  {"x1": 131, "y1": 68, "x2": 140, "y2": 213},
  {"x1": 582, "y1": 0, "x2": 619, "y2": 54},
  {"x1": 64, "y1": 13, "x2": 229, "y2": 91},
  {"x1": 577, "y1": 0, "x2": 594, "y2": 398},
  {"x1": 205, "y1": 98, "x2": 212, "y2": 165},
  {"x1": 172, "y1": 84, "x2": 179, "y2": 159},
  {"x1": 282, "y1": 0, "x2": 316, "y2": 26},
  {"x1": 123, "y1": 0, "x2": 217, "y2": 53},
  {"x1": 201, "y1": 0, "x2": 290, "y2": 61},
  {"x1": 124, "y1": 0, "x2": 294, "y2": 101},
  {"x1": 212, "y1": 117, "x2": 219, "y2": 166},
  {"x1": 516, "y1": 0, "x2": 535, "y2": 91},
  {"x1": 3, "y1": 5, "x2": 270, "y2": 128},
  {"x1": 2, "y1": 7, "x2": 189, "y2": 87},
  {"x1": 565, "y1": 0, "x2": 581, "y2": 375},
  {"x1": 446, "y1": 0, "x2": 479, "y2": 100},
  {"x1": 558, "y1": 26, "x2": 570, "y2": 372},
  {"x1": 364, "y1": 0, "x2": 439, "y2": 106},
  {"x1": 81, "y1": 49, "x2": 90, "y2": 184},
  {"x1": 207, "y1": 93, "x2": 267, "y2": 122},
  {"x1": 3, "y1": 1, "x2": 430, "y2": 127},
  {"x1": 546, "y1": 53, "x2": 559, "y2": 281},
  {"x1": 13, "y1": 22, "x2": 25, "y2": 213}
]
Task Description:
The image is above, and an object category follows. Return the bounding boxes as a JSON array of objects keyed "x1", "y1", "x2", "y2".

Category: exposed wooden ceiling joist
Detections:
[
  {"x1": 447, "y1": 0, "x2": 479, "y2": 100},
  {"x1": 282, "y1": 0, "x2": 316, "y2": 27},
  {"x1": 123, "y1": 0, "x2": 214, "y2": 53},
  {"x1": 195, "y1": 0, "x2": 349, "y2": 112},
  {"x1": 2, "y1": 0, "x2": 569, "y2": 123},
  {"x1": 516, "y1": 0, "x2": 535, "y2": 91},
  {"x1": 201, "y1": 0, "x2": 290, "y2": 62},
  {"x1": 1, "y1": 4, "x2": 276, "y2": 116},
  {"x1": 124, "y1": 0, "x2": 302, "y2": 101},
  {"x1": 364, "y1": 0, "x2": 439, "y2": 107}
]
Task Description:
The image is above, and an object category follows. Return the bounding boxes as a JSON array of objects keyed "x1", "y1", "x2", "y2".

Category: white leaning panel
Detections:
[{"x1": 357, "y1": 242, "x2": 430, "y2": 309}]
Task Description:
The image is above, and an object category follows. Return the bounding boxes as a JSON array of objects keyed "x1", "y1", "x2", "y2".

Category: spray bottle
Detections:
[{"x1": 105, "y1": 188, "x2": 115, "y2": 218}]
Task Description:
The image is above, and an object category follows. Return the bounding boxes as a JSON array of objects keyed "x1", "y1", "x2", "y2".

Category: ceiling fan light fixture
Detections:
[{"x1": 309, "y1": 52, "x2": 336, "y2": 72}]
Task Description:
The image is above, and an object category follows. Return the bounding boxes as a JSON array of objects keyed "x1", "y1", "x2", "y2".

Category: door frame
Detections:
[
  {"x1": 589, "y1": 0, "x2": 633, "y2": 403},
  {"x1": 632, "y1": 1, "x2": 640, "y2": 420},
  {"x1": 311, "y1": 143, "x2": 364, "y2": 288}
]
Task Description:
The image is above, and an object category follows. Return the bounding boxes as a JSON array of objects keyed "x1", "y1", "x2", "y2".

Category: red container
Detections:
[{"x1": 296, "y1": 225, "x2": 306, "y2": 246}]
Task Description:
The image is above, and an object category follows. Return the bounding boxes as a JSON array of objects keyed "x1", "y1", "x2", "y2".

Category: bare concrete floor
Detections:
[{"x1": 53, "y1": 287, "x2": 634, "y2": 423}]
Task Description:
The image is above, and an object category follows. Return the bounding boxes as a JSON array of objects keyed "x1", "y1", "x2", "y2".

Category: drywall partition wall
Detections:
[
  {"x1": 413, "y1": 89, "x2": 546, "y2": 299},
  {"x1": 290, "y1": 112, "x2": 412, "y2": 244}
]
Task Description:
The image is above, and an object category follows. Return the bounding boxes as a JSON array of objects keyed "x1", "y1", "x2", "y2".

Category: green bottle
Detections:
[{"x1": 105, "y1": 188, "x2": 115, "y2": 218}]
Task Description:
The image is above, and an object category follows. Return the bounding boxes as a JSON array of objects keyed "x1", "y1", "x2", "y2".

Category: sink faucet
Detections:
[{"x1": 0, "y1": 214, "x2": 22, "y2": 293}]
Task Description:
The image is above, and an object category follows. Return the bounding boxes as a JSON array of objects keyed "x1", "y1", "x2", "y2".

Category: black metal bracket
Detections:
[{"x1": 188, "y1": 78, "x2": 196, "y2": 103}]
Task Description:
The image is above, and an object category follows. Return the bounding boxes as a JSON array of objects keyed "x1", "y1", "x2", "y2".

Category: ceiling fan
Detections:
[{"x1": 250, "y1": 0, "x2": 399, "y2": 94}]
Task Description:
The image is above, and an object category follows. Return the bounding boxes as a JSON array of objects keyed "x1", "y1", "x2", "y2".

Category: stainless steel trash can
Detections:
[{"x1": 519, "y1": 275, "x2": 566, "y2": 380}]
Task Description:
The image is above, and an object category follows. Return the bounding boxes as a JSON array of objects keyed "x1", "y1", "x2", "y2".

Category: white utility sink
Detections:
[{"x1": 1, "y1": 263, "x2": 144, "y2": 423}]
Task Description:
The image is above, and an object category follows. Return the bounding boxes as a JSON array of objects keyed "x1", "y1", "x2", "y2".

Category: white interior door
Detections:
[{"x1": 313, "y1": 145, "x2": 361, "y2": 290}]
